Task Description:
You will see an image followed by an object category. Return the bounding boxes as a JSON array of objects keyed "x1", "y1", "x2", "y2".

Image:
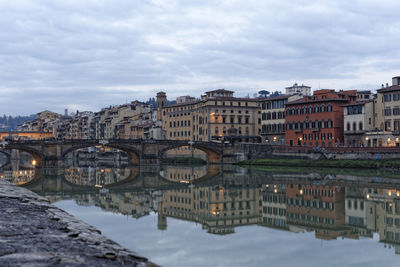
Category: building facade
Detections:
[
  {"x1": 285, "y1": 83, "x2": 311, "y2": 96},
  {"x1": 259, "y1": 94, "x2": 301, "y2": 144},
  {"x1": 284, "y1": 89, "x2": 356, "y2": 147},
  {"x1": 161, "y1": 89, "x2": 260, "y2": 142}
]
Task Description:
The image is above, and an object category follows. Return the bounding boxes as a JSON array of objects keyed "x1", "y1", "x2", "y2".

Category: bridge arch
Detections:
[
  {"x1": 2, "y1": 145, "x2": 42, "y2": 165},
  {"x1": 61, "y1": 143, "x2": 141, "y2": 165},
  {"x1": 159, "y1": 143, "x2": 222, "y2": 164}
]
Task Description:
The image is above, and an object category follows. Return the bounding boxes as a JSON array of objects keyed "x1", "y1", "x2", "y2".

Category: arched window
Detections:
[
  {"x1": 315, "y1": 120, "x2": 319, "y2": 129},
  {"x1": 297, "y1": 107, "x2": 301, "y2": 115},
  {"x1": 321, "y1": 105, "x2": 325, "y2": 112},
  {"x1": 272, "y1": 112, "x2": 277, "y2": 120},
  {"x1": 292, "y1": 121, "x2": 296, "y2": 130},
  {"x1": 298, "y1": 121, "x2": 301, "y2": 130},
  {"x1": 267, "y1": 112, "x2": 271, "y2": 120},
  {"x1": 359, "y1": 122, "x2": 363, "y2": 131},
  {"x1": 327, "y1": 104, "x2": 332, "y2": 112},
  {"x1": 353, "y1": 122, "x2": 357, "y2": 131},
  {"x1": 315, "y1": 105, "x2": 319, "y2": 113},
  {"x1": 321, "y1": 120, "x2": 325, "y2": 128},
  {"x1": 303, "y1": 106, "x2": 307, "y2": 114},
  {"x1": 309, "y1": 105, "x2": 313, "y2": 113},
  {"x1": 347, "y1": 123, "x2": 351, "y2": 131},
  {"x1": 328, "y1": 119, "x2": 333, "y2": 128},
  {"x1": 291, "y1": 108, "x2": 295, "y2": 115},
  {"x1": 303, "y1": 121, "x2": 307, "y2": 129},
  {"x1": 287, "y1": 122, "x2": 291, "y2": 130}
]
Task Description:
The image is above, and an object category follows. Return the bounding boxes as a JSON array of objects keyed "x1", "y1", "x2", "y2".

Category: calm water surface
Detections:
[{"x1": 2, "y1": 161, "x2": 400, "y2": 267}]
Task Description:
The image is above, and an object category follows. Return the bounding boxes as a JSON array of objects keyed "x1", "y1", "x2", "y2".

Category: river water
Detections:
[{"x1": 2, "y1": 161, "x2": 400, "y2": 267}]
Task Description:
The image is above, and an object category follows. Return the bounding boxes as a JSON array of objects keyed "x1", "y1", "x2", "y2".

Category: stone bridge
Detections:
[{"x1": 0, "y1": 139, "x2": 260, "y2": 165}]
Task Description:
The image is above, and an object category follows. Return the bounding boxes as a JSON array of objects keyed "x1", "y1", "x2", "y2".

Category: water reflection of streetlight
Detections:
[{"x1": 32, "y1": 160, "x2": 36, "y2": 166}]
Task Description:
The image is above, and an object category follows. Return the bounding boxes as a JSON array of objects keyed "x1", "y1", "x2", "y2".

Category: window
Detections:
[
  {"x1": 327, "y1": 104, "x2": 332, "y2": 112},
  {"x1": 384, "y1": 94, "x2": 392, "y2": 102},
  {"x1": 359, "y1": 122, "x2": 363, "y2": 131}
]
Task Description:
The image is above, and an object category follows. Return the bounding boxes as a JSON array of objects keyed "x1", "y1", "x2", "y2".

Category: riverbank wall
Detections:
[{"x1": 0, "y1": 179, "x2": 156, "y2": 266}]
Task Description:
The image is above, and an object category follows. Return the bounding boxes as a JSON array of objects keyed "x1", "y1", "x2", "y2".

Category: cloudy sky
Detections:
[{"x1": 1, "y1": 0, "x2": 400, "y2": 115}]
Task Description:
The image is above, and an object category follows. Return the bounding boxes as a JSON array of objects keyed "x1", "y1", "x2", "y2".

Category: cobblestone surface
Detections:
[{"x1": 0, "y1": 179, "x2": 157, "y2": 267}]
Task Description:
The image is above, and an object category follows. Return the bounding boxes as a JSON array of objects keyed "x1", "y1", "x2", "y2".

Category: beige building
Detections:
[
  {"x1": 368, "y1": 76, "x2": 400, "y2": 147},
  {"x1": 161, "y1": 89, "x2": 260, "y2": 143},
  {"x1": 285, "y1": 83, "x2": 311, "y2": 96},
  {"x1": 19, "y1": 110, "x2": 62, "y2": 134},
  {"x1": 96, "y1": 101, "x2": 150, "y2": 139},
  {"x1": 259, "y1": 94, "x2": 301, "y2": 144},
  {"x1": 158, "y1": 184, "x2": 263, "y2": 234}
]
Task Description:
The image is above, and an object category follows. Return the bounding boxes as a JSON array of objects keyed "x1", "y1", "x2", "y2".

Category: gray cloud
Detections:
[{"x1": 1, "y1": 0, "x2": 400, "y2": 115}]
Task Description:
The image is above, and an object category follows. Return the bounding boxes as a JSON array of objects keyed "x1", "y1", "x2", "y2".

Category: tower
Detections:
[{"x1": 156, "y1": 92, "x2": 167, "y2": 120}]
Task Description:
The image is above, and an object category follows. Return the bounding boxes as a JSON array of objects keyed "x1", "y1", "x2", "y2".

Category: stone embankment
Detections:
[{"x1": 0, "y1": 179, "x2": 156, "y2": 266}]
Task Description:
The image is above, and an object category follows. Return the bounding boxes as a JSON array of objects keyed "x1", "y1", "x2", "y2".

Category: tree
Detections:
[{"x1": 258, "y1": 90, "x2": 270, "y2": 98}]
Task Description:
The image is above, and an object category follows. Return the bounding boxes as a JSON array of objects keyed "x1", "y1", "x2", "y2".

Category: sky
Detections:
[{"x1": 1, "y1": 0, "x2": 400, "y2": 115}]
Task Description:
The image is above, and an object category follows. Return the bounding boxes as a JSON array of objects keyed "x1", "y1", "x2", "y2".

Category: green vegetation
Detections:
[
  {"x1": 238, "y1": 158, "x2": 400, "y2": 170},
  {"x1": 162, "y1": 157, "x2": 206, "y2": 165}
]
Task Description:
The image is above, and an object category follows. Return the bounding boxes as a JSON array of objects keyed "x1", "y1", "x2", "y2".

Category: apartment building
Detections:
[
  {"x1": 161, "y1": 89, "x2": 260, "y2": 142},
  {"x1": 285, "y1": 83, "x2": 311, "y2": 96},
  {"x1": 259, "y1": 94, "x2": 301, "y2": 144},
  {"x1": 369, "y1": 76, "x2": 400, "y2": 147},
  {"x1": 285, "y1": 89, "x2": 357, "y2": 147}
]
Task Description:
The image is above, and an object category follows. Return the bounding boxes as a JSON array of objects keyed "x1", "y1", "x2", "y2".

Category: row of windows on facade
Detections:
[
  {"x1": 292, "y1": 141, "x2": 334, "y2": 147},
  {"x1": 384, "y1": 107, "x2": 400, "y2": 116},
  {"x1": 287, "y1": 198, "x2": 335, "y2": 210},
  {"x1": 261, "y1": 111, "x2": 285, "y2": 120},
  {"x1": 286, "y1": 104, "x2": 333, "y2": 116},
  {"x1": 287, "y1": 213, "x2": 335, "y2": 225},
  {"x1": 347, "y1": 199, "x2": 364, "y2": 210},
  {"x1": 169, "y1": 126, "x2": 251, "y2": 137},
  {"x1": 287, "y1": 119, "x2": 334, "y2": 130},
  {"x1": 346, "y1": 122, "x2": 364, "y2": 132},
  {"x1": 300, "y1": 133, "x2": 334, "y2": 141},
  {"x1": 383, "y1": 93, "x2": 400, "y2": 102},
  {"x1": 262, "y1": 217, "x2": 287, "y2": 228},
  {"x1": 261, "y1": 123, "x2": 285, "y2": 134},
  {"x1": 346, "y1": 105, "x2": 363, "y2": 115},
  {"x1": 263, "y1": 206, "x2": 285, "y2": 216},
  {"x1": 263, "y1": 193, "x2": 286, "y2": 203},
  {"x1": 165, "y1": 108, "x2": 251, "y2": 118},
  {"x1": 260, "y1": 100, "x2": 287, "y2": 110}
]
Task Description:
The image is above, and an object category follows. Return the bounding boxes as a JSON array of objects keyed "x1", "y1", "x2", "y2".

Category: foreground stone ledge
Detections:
[{"x1": 0, "y1": 179, "x2": 157, "y2": 267}]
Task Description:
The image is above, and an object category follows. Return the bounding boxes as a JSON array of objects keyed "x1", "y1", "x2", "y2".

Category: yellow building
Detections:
[
  {"x1": 161, "y1": 89, "x2": 260, "y2": 142},
  {"x1": 158, "y1": 185, "x2": 263, "y2": 234}
]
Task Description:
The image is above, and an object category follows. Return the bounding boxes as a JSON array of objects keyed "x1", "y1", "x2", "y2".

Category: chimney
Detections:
[
  {"x1": 393, "y1": 76, "x2": 400, "y2": 86},
  {"x1": 386, "y1": 83, "x2": 389, "y2": 87},
  {"x1": 382, "y1": 84, "x2": 384, "y2": 88}
]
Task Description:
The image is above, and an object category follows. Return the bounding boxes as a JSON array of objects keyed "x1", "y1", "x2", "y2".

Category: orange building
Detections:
[
  {"x1": 284, "y1": 89, "x2": 356, "y2": 147},
  {"x1": 0, "y1": 131, "x2": 53, "y2": 141},
  {"x1": 286, "y1": 182, "x2": 346, "y2": 232}
]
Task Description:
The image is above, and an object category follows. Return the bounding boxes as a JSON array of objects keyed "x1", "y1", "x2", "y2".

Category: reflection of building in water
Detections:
[
  {"x1": 345, "y1": 187, "x2": 375, "y2": 238},
  {"x1": 161, "y1": 166, "x2": 208, "y2": 183},
  {"x1": 0, "y1": 169, "x2": 35, "y2": 185},
  {"x1": 366, "y1": 188, "x2": 400, "y2": 253},
  {"x1": 262, "y1": 184, "x2": 288, "y2": 230},
  {"x1": 158, "y1": 185, "x2": 263, "y2": 234},
  {"x1": 74, "y1": 191, "x2": 153, "y2": 219},
  {"x1": 286, "y1": 183, "x2": 347, "y2": 240},
  {"x1": 98, "y1": 191, "x2": 153, "y2": 218},
  {"x1": 64, "y1": 167, "x2": 131, "y2": 186}
]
